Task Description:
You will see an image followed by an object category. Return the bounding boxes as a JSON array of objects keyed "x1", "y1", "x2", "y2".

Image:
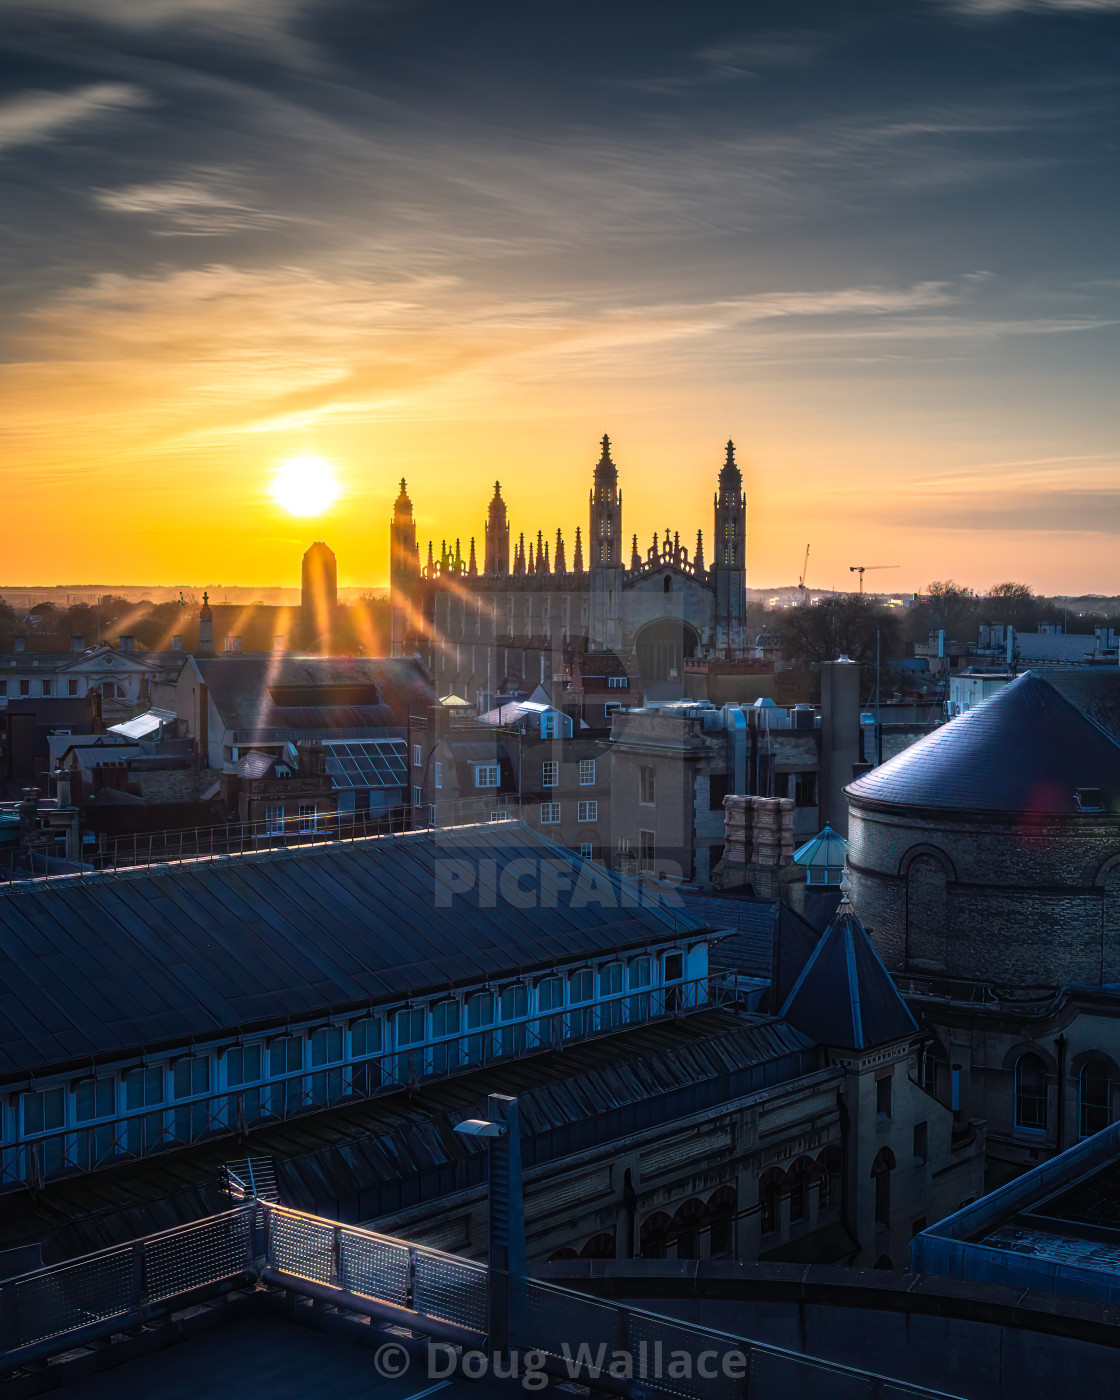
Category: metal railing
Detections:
[
  {"x1": 2, "y1": 975, "x2": 731, "y2": 1192},
  {"x1": 2, "y1": 1197, "x2": 962, "y2": 1397},
  {"x1": 0, "y1": 801, "x2": 535, "y2": 888},
  {"x1": 0, "y1": 1208, "x2": 256, "y2": 1365}
]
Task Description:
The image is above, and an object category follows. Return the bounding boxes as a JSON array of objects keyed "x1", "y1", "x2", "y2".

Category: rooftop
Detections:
[
  {"x1": 0, "y1": 824, "x2": 706, "y2": 1081},
  {"x1": 847, "y1": 669, "x2": 1120, "y2": 815}
]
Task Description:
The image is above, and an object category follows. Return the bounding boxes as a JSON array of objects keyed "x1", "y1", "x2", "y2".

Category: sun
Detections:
[{"x1": 271, "y1": 455, "x2": 340, "y2": 517}]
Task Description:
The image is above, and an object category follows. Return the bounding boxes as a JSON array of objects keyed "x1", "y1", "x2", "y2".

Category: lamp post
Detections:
[{"x1": 454, "y1": 1094, "x2": 525, "y2": 1349}]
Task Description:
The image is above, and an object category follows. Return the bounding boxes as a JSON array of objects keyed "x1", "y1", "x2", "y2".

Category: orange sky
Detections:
[
  {"x1": 3, "y1": 3, "x2": 1119, "y2": 597},
  {"x1": 4, "y1": 261, "x2": 1117, "y2": 596}
]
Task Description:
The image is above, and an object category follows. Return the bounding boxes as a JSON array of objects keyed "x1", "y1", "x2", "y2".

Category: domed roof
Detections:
[{"x1": 847, "y1": 669, "x2": 1120, "y2": 816}]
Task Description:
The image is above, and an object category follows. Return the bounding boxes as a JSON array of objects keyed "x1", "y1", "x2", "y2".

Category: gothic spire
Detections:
[
  {"x1": 555, "y1": 528, "x2": 566, "y2": 573},
  {"x1": 393, "y1": 476, "x2": 412, "y2": 520},
  {"x1": 536, "y1": 529, "x2": 545, "y2": 574},
  {"x1": 514, "y1": 532, "x2": 525, "y2": 576},
  {"x1": 630, "y1": 534, "x2": 641, "y2": 570},
  {"x1": 527, "y1": 539, "x2": 535, "y2": 573},
  {"x1": 543, "y1": 539, "x2": 550, "y2": 573},
  {"x1": 453, "y1": 538, "x2": 462, "y2": 573},
  {"x1": 573, "y1": 525, "x2": 584, "y2": 573},
  {"x1": 426, "y1": 540, "x2": 434, "y2": 574},
  {"x1": 468, "y1": 536, "x2": 477, "y2": 576},
  {"x1": 694, "y1": 528, "x2": 705, "y2": 572}
]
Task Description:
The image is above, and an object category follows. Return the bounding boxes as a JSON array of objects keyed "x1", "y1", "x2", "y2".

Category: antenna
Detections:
[{"x1": 849, "y1": 564, "x2": 899, "y2": 596}]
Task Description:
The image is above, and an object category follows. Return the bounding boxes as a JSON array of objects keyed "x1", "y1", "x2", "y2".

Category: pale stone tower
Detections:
[
  {"x1": 390, "y1": 478, "x2": 419, "y2": 657},
  {"x1": 588, "y1": 433, "x2": 623, "y2": 650},
  {"x1": 712, "y1": 440, "x2": 747, "y2": 657},
  {"x1": 484, "y1": 481, "x2": 510, "y2": 576}
]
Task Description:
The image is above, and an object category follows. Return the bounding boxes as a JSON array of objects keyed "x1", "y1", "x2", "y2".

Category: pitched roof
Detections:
[
  {"x1": 771, "y1": 902, "x2": 823, "y2": 1009},
  {"x1": 793, "y1": 825, "x2": 848, "y2": 870},
  {"x1": 191, "y1": 656, "x2": 434, "y2": 738},
  {"x1": 0, "y1": 824, "x2": 707, "y2": 1080},
  {"x1": 779, "y1": 900, "x2": 918, "y2": 1051},
  {"x1": 847, "y1": 669, "x2": 1120, "y2": 815}
]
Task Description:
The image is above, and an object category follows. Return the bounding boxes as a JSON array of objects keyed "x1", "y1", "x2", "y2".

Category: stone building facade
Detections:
[
  {"x1": 389, "y1": 436, "x2": 749, "y2": 706},
  {"x1": 845, "y1": 668, "x2": 1120, "y2": 1184}
]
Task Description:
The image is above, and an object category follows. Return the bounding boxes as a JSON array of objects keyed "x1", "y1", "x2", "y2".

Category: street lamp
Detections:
[{"x1": 454, "y1": 1094, "x2": 525, "y2": 1348}]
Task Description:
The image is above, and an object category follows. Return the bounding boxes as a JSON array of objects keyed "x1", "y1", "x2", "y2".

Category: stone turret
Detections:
[
  {"x1": 484, "y1": 480, "x2": 510, "y2": 576},
  {"x1": 390, "y1": 479, "x2": 419, "y2": 656},
  {"x1": 712, "y1": 440, "x2": 747, "y2": 657}
]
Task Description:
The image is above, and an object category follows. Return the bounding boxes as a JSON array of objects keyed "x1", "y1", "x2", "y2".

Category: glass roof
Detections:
[{"x1": 320, "y1": 738, "x2": 408, "y2": 790}]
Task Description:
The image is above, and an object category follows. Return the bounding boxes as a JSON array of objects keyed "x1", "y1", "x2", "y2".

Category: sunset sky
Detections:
[{"x1": 2, "y1": 0, "x2": 1119, "y2": 594}]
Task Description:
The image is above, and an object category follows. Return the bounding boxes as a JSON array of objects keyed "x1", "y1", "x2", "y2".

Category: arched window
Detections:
[
  {"x1": 431, "y1": 999, "x2": 460, "y2": 1075},
  {"x1": 787, "y1": 1157, "x2": 813, "y2": 1223},
  {"x1": 816, "y1": 1147, "x2": 841, "y2": 1210},
  {"x1": 349, "y1": 1016, "x2": 381, "y2": 1097},
  {"x1": 640, "y1": 1212, "x2": 672, "y2": 1259},
  {"x1": 1080, "y1": 1060, "x2": 1111, "y2": 1139},
  {"x1": 309, "y1": 1025, "x2": 343, "y2": 1106},
  {"x1": 567, "y1": 967, "x2": 594, "y2": 1038},
  {"x1": 1015, "y1": 1053, "x2": 1048, "y2": 1131},
  {"x1": 599, "y1": 962, "x2": 623, "y2": 1029},
  {"x1": 499, "y1": 983, "x2": 527, "y2": 1056},
  {"x1": 465, "y1": 991, "x2": 494, "y2": 1064},
  {"x1": 871, "y1": 1147, "x2": 895, "y2": 1229},
  {"x1": 580, "y1": 1231, "x2": 616, "y2": 1260},
  {"x1": 759, "y1": 1170, "x2": 783, "y2": 1235},
  {"x1": 672, "y1": 1198, "x2": 705, "y2": 1259},
  {"x1": 537, "y1": 974, "x2": 564, "y2": 1047},
  {"x1": 705, "y1": 1185, "x2": 737, "y2": 1258}
]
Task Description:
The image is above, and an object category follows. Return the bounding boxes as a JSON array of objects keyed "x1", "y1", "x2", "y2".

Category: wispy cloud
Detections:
[
  {"x1": 0, "y1": 84, "x2": 145, "y2": 153},
  {"x1": 946, "y1": 0, "x2": 1120, "y2": 13},
  {"x1": 95, "y1": 170, "x2": 288, "y2": 234}
]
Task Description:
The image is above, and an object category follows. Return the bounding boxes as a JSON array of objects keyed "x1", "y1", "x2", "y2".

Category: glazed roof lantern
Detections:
[{"x1": 793, "y1": 824, "x2": 849, "y2": 886}]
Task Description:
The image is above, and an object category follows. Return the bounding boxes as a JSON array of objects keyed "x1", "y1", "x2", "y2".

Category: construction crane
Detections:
[
  {"x1": 849, "y1": 564, "x2": 899, "y2": 595},
  {"x1": 798, "y1": 544, "x2": 810, "y2": 603}
]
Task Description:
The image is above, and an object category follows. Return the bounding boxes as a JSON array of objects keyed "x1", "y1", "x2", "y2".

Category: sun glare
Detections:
[{"x1": 271, "y1": 455, "x2": 340, "y2": 517}]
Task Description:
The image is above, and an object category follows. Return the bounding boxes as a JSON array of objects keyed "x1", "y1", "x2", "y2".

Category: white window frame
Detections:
[
  {"x1": 298, "y1": 802, "x2": 318, "y2": 833},
  {"x1": 540, "y1": 802, "x2": 561, "y2": 825},
  {"x1": 541, "y1": 760, "x2": 559, "y2": 788},
  {"x1": 577, "y1": 799, "x2": 598, "y2": 822},
  {"x1": 579, "y1": 758, "x2": 596, "y2": 785},
  {"x1": 475, "y1": 763, "x2": 500, "y2": 788},
  {"x1": 579, "y1": 842, "x2": 593, "y2": 859},
  {"x1": 542, "y1": 713, "x2": 558, "y2": 738},
  {"x1": 434, "y1": 760, "x2": 443, "y2": 789},
  {"x1": 490, "y1": 808, "x2": 509, "y2": 821},
  {"x1": 412, "y1": 743, "x2": 422, "y2": 767},
  {"x1": 265, "y1": 802, "x2": 285, "y2": 835}
]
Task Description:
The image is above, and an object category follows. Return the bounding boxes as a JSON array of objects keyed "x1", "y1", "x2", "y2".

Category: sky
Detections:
[{"x1": 1, "y1": 0, "x2": 1119, "y2": 594}]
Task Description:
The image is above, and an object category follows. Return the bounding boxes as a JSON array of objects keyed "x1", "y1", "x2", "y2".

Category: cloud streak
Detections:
[{"x1": 0, "y1": 84, "x2": 145, "y2": 153}]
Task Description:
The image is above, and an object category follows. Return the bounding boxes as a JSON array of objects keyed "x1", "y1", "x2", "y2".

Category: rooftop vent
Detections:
[{"x1": 1075, "y1": 787, "x2": 1105, "y2": 812}]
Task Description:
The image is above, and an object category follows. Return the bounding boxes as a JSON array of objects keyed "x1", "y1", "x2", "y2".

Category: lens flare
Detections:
[{"x1": 271, "y1": 455, "x2": 340, "y2": 516}]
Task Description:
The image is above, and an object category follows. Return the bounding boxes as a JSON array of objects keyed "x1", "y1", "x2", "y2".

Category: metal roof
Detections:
[
  {"x1": 0, "y1": 824, "x2": 708, "y2": 1081},
  {"x1": 193, "y1": 656, "x2": 435, "y2": 736},
  {"x1": 792, "y1": 825, "x2": 848, "y2": 869},
  {"x1": 780, "y1": 899, "x2": 918, "y2": 1051},
  {"x1": 106, "y1": 708, "x2": 179, "y2": 741},
  {"x1": 847, "y1": 670, "x2": 1120, "y2": 815}
]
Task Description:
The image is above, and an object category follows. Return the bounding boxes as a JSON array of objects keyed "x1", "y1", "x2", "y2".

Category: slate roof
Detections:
[
  {"x1": 194, "y1": 656, "x2": 434, "y2": 737},
  {"x1": 770, "y1": 902, "x2": 823, "y2": 1010},
  {"x1": 687, "y1": 895, "x2": 777, "y2": 978},
  {"x1": 779, "y1": 899, "x2": 918, "y2": 1051},
  {"x1": 847, "y1": 669, "x2": 1120, "y2": 815},
  {"x1": 0, "y1": 824, "x2": 707, "y2": 1081}
]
